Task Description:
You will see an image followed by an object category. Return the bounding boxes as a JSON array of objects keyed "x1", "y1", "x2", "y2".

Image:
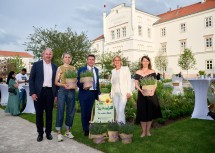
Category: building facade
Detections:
[
  {"x1": 91, "y1": 0, "x2": 215, "y2": 77},
  {"x1": 0, "y1": 50, "x2": 34, "y2": 73}
]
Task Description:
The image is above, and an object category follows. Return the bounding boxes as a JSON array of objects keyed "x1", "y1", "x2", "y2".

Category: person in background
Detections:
[
  {"x1": 134, "y1": 56, "x2": 162, "y2": 138},
  {"x1": 5, "y1": 71, "x2": 20, "y2": 116},
  {"x1": 77, "y1": 54, "x2": 101, "y2": 136},
  {"x1": 0, "y1": 74, "x2": 3, "y2": 99},
  {"x1": 156, "y1": 73, "x2": 161, "y2": 81},
  {"x1": 16, "y1": 68, "x2": 29, "y2": 112},
  {"x1": 110, "y1": 56, "x2": 132, "y2": 124},
  {"x1": 55, "y1": 52, "x2": 76, "y2": 142},
  {"x1": 29, "y1": 48, "x2": 57, "y2": 142}
]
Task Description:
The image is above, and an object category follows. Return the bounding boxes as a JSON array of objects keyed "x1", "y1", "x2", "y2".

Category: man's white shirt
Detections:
[{"x1": 15, "y1": 73, "x2": 29, "y2": 91}]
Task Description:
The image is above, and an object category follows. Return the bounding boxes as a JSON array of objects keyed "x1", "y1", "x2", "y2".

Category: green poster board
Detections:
[{"x1": 92, "y1": 94, "x2": 114, "y2": 123}]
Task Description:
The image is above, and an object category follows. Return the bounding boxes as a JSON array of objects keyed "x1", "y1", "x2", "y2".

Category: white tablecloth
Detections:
[
  {"x1": 188, "y1": 78, "x2": 215, "y2": 120},
  {"x1": 0, "y1": 84, "x2": 9, "y2": 106},
  {"x1": 22, "y1": 85, "x2": 35, "y2": 114}
]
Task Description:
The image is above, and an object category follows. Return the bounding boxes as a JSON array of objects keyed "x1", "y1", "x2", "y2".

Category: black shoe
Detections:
[
  {"x1": 46, "y1": 134, "x2": 53, "y2": 140},
  {"x1": 84, "y1": 131, "x2": 89, "y2": 136},
  {"x1": 37, "y1": 135, "x2": 43, "y2": 142}
]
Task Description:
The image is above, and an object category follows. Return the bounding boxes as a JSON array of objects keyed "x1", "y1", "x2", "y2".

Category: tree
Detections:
[
  {"x1": 0, "y1": 56, "x2": 26, "y2": 77},
  {"x1": 154, "y1": 51, "x2": 168, "y2": 77},
  {"x1": 24, "y1": 26, "x2": 92, "y2": 68},
  {"x1": 129, "y1": 61, "x2": 140, "y2": 77},
  {"x1": 97, "y1": 51, "x2": 129, "y2": 79},
  {"x1": 178, "y1": 48, "x2": 196, "y2": 76}
]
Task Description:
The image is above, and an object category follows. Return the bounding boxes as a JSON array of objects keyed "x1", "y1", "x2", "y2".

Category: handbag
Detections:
[{"x1": 8, "y1": 88, "x2": 17, "y2": 95}]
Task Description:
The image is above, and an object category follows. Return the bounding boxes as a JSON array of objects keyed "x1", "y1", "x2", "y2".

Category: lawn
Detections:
[{"x1": 6, "y1": 107, "x2": 215, "y2": 153}]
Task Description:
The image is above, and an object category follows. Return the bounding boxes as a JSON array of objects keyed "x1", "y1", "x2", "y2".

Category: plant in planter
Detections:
[
  {"x1": 80, "y1": 71, "x2": 94, "y2": 89},
  {"x1": 198, "y1": 70, "x2": 206, "y2": 78},
  {"x1": 89, "y1": 123, "x2": 106, "y2": 144},
  {"x1": 107, "y1": 122, "x2": 119, "y2": 142},
  {"x1": 64, "y1": 70, "x2": 77, "y2": 89},
  {"x1": 119, "y1": 123, "x2": 134, "y2": 144},
  {"x1": 140, "y1": 76, "x2": 157, "y2": 96}
]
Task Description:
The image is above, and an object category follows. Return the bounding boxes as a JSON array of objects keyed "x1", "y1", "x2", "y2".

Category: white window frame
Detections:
[
  {"x1": 205, "y1": 37, "x2": 213, "y2": 48},
  {"x1": 122, "y1": 27, "x2": 126, "y2": 37},
  {"x1": 180, "y1": 40, "x2": 187, "y2": 51},
  {"x1": 116, "y1": 28, "x2": 120, "y2": 38},
  {"x1": 161, "y1": 43, "x2": 167, "y2": 52},
  {"x1": 161, "y1": 28, "x2": 166, "y2": 37},
  {"x1": 180, "y1": 23, "x2": 186, "y2": 33},
  {"x1": 206, "y1": 60, "x2": 213, "y2": 70},
  {"x1": 205, "y1": 16, "x2": 213, "y2": 28},
  {"x1": 147, "y1": 28, "x2": 151, "y2": 38},
  {"x1": 111, "y1": 30, "x2": 115, "y2": 40},
  {"x1": 138, "y1": 26, "x2": 142, "y2": 36}
]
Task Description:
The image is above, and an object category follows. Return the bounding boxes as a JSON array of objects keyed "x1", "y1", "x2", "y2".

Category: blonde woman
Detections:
[
  {"x1": 111, "y1": 56, "x2": 132, "y2": 124},
  {"x1": 134, "y1": 56, "x2": 162, "y2": 137},
  {"x1": 55, "y1": 52, "x2": 76, "y2": 142}
]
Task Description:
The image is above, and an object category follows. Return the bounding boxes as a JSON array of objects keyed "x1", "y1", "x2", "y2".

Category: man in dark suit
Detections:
[
  {"x1": 29, "y1": 48, "x2": 57, "y2": 142},
  {"x1": 77, "y1": 54, "x2": 101, "y2": 136}
]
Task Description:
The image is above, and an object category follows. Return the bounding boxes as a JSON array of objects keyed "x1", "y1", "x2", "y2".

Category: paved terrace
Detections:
[{"x1": 0, "y1": 109, "x2": 102, "y2": 153}]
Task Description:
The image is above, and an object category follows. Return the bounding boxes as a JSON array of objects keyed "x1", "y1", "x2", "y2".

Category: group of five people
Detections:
[{"x1": 5, "y1": 47, "x2": 162, "y2": 142}]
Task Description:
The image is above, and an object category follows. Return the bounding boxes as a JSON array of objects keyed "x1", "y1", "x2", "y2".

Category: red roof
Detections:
[
  {"x1": 155, "y1": 0, "x2": 215, "y2": 24},
  {"x1": 0, "y1": 50, "x2": 33, "y2": 58},
  {"x1": 93, "y1": 35, "x2": 104, "y2": 41}
]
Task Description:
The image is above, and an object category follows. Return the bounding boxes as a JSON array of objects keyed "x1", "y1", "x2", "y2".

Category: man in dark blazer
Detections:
[
  {"x1": 29, "y1": 48, "x2": 57, "y2": 142},
  {"x1": 77, "y1": 54, "x2": 101, "y2": 136}
]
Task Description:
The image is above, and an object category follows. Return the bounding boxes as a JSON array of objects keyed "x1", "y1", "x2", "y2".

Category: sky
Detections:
[{"x1": 0, "y1": 0, "x2": 200, "y2": 52}]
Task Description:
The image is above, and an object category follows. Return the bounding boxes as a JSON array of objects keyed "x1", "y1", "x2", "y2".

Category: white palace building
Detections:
[{"x1": 91, "y1": 0, "x2": 215, "y2": 78}]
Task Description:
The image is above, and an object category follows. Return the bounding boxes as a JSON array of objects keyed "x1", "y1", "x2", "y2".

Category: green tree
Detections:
[
  {"x1": 97, "y1": 51, "x2": 129, "y2": 79},
  {"x1": 178, "y1": 48, "x2": 196, "y2": 76},
  {"x1": 129, "y1": 61, "x2": 140, "y2": 77},
  {"x1": 24, "y1": 26, "x2": 92, "y2": 68},
  {"x1": 154, "y1": 51, "x2": 168, "y2": 77},
  {"x1": 0, "y1": 56, "x2": 26, "y2": 76}
]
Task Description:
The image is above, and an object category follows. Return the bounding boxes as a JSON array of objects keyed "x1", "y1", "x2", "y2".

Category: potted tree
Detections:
[
  {"x1": 64, "y1": 70, "x2": 77, "y2": 89},
  {"x1": 119, "y1": 123, "x2": 134, "y2": 144},
  {"x1": 89, "y1": 123, "x2": 106, "y2": 144},
  {"x1": 80, "y1": 71, "x2": 94, "y2": 89},
  {"x1": 198, "y1": 70, "x2": 206, "y2": 79},
  {"x1": 140, "y1": 76, "x2": 157, "y2": 96},
  {"x1": 107, "y1": 122, "x2": 119, "y2": 142}
]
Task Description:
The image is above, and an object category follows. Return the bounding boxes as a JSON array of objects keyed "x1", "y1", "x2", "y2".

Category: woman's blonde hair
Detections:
[
  {"x1": 61, "y1": 52, "x2": 72, "y2": 63},
  {"x1": 112, "y1": 55, "x2": 123, "y2": 66}
]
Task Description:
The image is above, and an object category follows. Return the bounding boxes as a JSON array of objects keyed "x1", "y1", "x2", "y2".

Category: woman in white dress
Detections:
[{"x1": 110, "y1": 56, "x2": 132, "y2": 124}]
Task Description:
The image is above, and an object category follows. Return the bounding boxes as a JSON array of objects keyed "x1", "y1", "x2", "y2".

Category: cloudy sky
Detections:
[{"x1": 0, "y1": 0, "x2": 200, "y2": 52}]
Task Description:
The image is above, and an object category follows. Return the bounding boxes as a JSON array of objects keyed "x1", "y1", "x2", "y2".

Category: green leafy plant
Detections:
[
  {"x1": 64, "y1": 70, "x2": 77, "y2": 78},
  {"x1": 89, "y1": 123, "x2": 106, "y2": 135},
  {"x1": 107, "y1": 122, "x2": 119, "y2": 131},
  {"x1": 139, "y1": 76, "x2": 156, "y2": 86},
  {"x1": 80, "y1": 70, "x2": 93, "y2": 78},
  {"x1": 198, "y1": 70, "x2": 205, "y2": 75},
  {"x1": 119, "y1": 123, "x2": 134, "y2": 134}
]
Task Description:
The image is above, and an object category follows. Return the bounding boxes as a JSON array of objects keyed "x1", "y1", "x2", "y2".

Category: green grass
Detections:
[{"x1": 1, "y1": 106, "x2": 215, "y2": 153}]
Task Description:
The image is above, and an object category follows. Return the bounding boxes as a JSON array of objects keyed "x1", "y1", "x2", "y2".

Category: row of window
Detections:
[
  {"x1": 138, "y1": 26, "x2": 151, "y2": 38},
  {"x1": 161, "y1": 36, "x2": 213, "y2": 52},
  {"x1": 111, "y1": 27, "x2": 126, "y2": 40},
  {"x1": 161, "y1": 16, "x2": 213, "y2": 36},
  {"x1": 111, "y1": 26, "x2": 152, "y2": 40}
]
